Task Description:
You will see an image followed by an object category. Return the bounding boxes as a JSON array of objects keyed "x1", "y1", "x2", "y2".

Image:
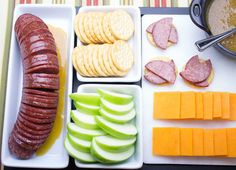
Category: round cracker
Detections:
[
  {"x1": 83, "y1": 13, "x2": 97, "y2": 43},
  {"x1": 83, "y1": 45, "x2": 96, "y2": 76},
  {"x1": 109, "y1": 10, "x2": 134, "y2": 41},
  {"x1": 74, "y1": 46, "x2": 91, "y2": 76},
  {"x1": 92, "y1": 45, "x2": 107, "y2": 76},
  {"x1": 102, "y1": 44, "x2": 115, "y2": 76},
  {"x1": 72, "y1": 46, "x2": 85, "y2": 76},
  {"x1": 98, "y1": 45, "x2": 110, "y2": 76},
  {"x1": 78, "y1": 13, "x2": 92, "y2": 44},
  {"x1": 102, "y1": 12, "x2": 116, "y2": 43},
  {"x1": 88, "y1": 45, "x2": 99, "y2": 76},
  {"x1": 88, "y1": 12, "x2": 100, "y2": 43},
  {"x1": 92, "y1": 12, "x2": 105, "y2": 43},
  {"x1": 111, "y1": 40, "x2": 134, "y2": 72},
  {"x1": 74, "y1": 14, "x2": 87, "y2": 44},
  {"x1": 98, "y1": 13, "x2": 112, "y2": 43},
  {"x1": 107, "y1": 45, "x2": 128, "y2": 77}
]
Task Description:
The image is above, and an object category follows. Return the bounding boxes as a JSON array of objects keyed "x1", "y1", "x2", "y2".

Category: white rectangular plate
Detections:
[
  {"x1": 142, "y1": 14, "x2": 236, "y2": 165},
  {"x1": 1, "y1": 4, "x2": 75, "y2": 168},
  {"x1": 72, "y1": 84, "x2": 143, "y2": 169},
  {"x1": 76, "y1": 6, "x2": 141, "y2": 83}
]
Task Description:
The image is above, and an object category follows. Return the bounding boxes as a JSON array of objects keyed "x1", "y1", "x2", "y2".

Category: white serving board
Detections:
[
  {"x1": 76, "y1": 6, "x2": 141, "y2": 83},
  {"x1": 142, "y1": 14, "x2": 236, "y2": 165},
  {"x1": 1, "y1": 5, "x2": 75, "y2": 168}
]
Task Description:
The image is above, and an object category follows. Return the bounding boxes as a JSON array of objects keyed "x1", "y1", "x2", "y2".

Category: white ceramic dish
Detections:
[
  {"x1": 76, "y1": 6, "x2": 141, "y2": 83},
  {"x1": 1, "y1": 4, "x2": 75, "y2": 168},
  {"x1": 142, "y1": 14, "x2": 236, "y2": 165},
  {"x1": 71, "y1": 84, "x2": 143, "y2": 169}
]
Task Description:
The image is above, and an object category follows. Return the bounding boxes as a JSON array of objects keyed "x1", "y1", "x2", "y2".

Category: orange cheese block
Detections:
[
  {"x1": 153, "y1": 92, "x2": 180, "y2": 119},
  {"x1": 196, "y1": 93, "x2": 204, "y2": 119},
  {"x1": 227, "y1": 128, "x2": 236, "y2": 157},
  {"x1": 214, "y1": 129, "x2": 227, "y2": 156},
  {"x1": 204, "y1": 129, "x2": 214, "y2": 156},
  {"x1": 230, "y1": 94, "x2": 236, "y2": 120},
  {"x1": 153, "y1": 127, "x2": 180, "y2": 156},
  {"x1": 180, "y1": 128, "x2": 193, "y2": 156},
  {"x1": 221, "y1": 93, "x2": 230, "y2": 119},
  {"x1": 180, "y1": 92, "x2": 196, "y2": 119},
  {"x1": 193, "y1": 128, "x2": 204, "y2": 156},
  {"x1": 213, "y1": 92, "x2": 222, "y2": 118},
  {"x1": 203, "y1": 92, "x2": 213, "y2": 120}
]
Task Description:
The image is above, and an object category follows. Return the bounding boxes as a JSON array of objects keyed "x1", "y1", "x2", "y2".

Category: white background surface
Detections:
[
  {"x1": 142, "y1": 14, "x2": 236, "y2": 165},
  {"x1": 1, "y1": 5, "x2": 75, "y2": 168}
]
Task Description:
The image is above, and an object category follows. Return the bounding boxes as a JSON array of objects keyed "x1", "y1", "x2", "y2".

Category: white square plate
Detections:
[
  {"x1": 76, "y1": 6, "x2": 141, "y2": 83},
  {"x1": 72, "y1": 84, "x2": 143, "y2": 169},
  {"x1": 1, "y1": 4, "x2": 75, "y2": 168},
  {"x1": 142, "y1": 14, "x2": 236, "y2": 165}
]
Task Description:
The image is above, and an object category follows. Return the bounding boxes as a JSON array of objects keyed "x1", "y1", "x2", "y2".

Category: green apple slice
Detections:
[
  {"x1": 69, "y1": 93, "x2": 100, "y2": 106},
  {"x1": 67, "y1": 123, "x2": 106, "y2": 140},
  {"x1": 64, "y1": 135, "x2": 96, "y2": 163},
  {"x1": 74, "y1": 102, "x2": 100, "y2": 115},
  {"x1": 95, "y1": 116, "x2": 137, "y2": 139},
  {"x1": 70, "y1": 110, "x2": 98, "y2": 129},
  {"x1": 67, "y1": 133, "x2": 91, "y2": 153},
  {"x1": 97, "y1": 88, "x2": 133, "y2": 104},
  {"x1": 90, "y1": 138, "x2": 135, "y2": 163},
  {"x1": 99, "y1": 108, "x2": 136, "y2": 123},
  {"x1": 94, "y1": 135, "x2": 136, "y2": 152},
  {"x1": 101, "y1": 98, "x2": 134, "y2": 115}
]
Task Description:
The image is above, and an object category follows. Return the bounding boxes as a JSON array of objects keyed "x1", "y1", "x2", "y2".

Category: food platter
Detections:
[
  {"x1": 2, "y1": 3, "x2": 236, "y2": 170},
  {"x1": 142, "y1": 14, "x2": 236, "y2": 165}
]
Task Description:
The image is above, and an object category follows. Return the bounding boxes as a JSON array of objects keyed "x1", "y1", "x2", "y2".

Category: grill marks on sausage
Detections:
[
  {"x1": 180, "y1": 55, "x2": 213, "y2": 87},
  {"x1": 9, "y1": 14, "x2": 59, "y2": 159}
]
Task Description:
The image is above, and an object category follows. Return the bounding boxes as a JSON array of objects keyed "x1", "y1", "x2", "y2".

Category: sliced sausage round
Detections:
[
  {"x1": 22, "y1": 88, "x2": 58, "y2": 97},
  {"x1": 20, "y1": 103, "x2": 57, "y2": 116}
]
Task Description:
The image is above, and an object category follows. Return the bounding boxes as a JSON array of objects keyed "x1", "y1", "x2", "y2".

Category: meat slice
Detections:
[
  {"x1": 144, "y1": 70, "x2": 167, "y2": 84},
  {"x1": 146, "y1": 22, "x2": 156, "y2": 33},
  {"x1": 194, "y1": 80, "x2": 209, "y2": 87},
  {"x1": 180, "y1": 55, "x2": 212, "y2": 83},
  {"x1": 169, "y1": 26, "x2": 178, "y2": 44},
  {"x1": 152, "y1": 18, "x2": 173, "y2": 50},
  {"x1": 145, "y1": 60, "x2": 176, "y2": 84}
]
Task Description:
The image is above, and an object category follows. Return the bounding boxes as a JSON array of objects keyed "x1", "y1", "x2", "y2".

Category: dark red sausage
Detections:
[
  {"x1": 23, "y1": 88, "x2": 58, "y2": 97},
  {"x1": 20, "y1": 103, "x2": 57, "y2": 116}
]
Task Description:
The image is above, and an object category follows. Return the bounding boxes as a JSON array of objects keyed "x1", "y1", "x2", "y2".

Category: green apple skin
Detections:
[
  {"x1": 67, "y1": 133, "x2": 91, "y2": 153},
  {"x1": 90, "y1": 138, "x2": 135, "y2": 164},
  {"x1": 67, "y1": 122, "x2": 106, "y2": 141},
  {"x1": 99, "y1": 108, "x2": 136, "y2": 124},
  {"x1": 69, "y1": 93, "x2": 100, "y2": 106},
  {"x1": 95, "y1": 116, "x2": 137, "y2": 139},
  {"x1": 64, "y1": 135, "x2": 97, "y2": 163},
  {"x1": 70, "y1": 110, "x2": 98, "y2": 130},
  {"x1": 97, "y1": 88, "x2": 133, "y2": 105},
  {"x1": 94, "y1": 135, "x2": 136, "y2": 152},
  {"x1": 74, "y1": 102, "x2": 100, "y2": 115},
  {"x1": 101, "y1": 98, "x2": 134, "y2": 115}
]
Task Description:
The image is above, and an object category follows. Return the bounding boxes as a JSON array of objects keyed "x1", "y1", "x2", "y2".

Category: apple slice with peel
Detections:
[
  {"x1": 70, "y1": 110, "x2": 98, "y2": 129},
  {"x1": 90, "y1": 138, "x2": 135, "y2": 163},
  {"x1": 74, "y1": 102, "x2": 100, "y2": 115},
  {"x1": 94, "y1": 135, "x2": 136, "y2": 152},
  {"x1": 64, "y1": 135, "x2": 97, "y2": 163},
  {"x1": 97, "y1": 88, "x2": 133, "y2": 104},
  {"x1": 101, "y1": 98, "x2": 134, "y2": 115},
  {"x1": 67, "y1": 133, "x2": 91, "y2": 153},
  {"x1": 99, "y1": 108, "x2": 136, "y2": 123},
  {"x1": 95, "y1": 116, "x2": 137, "y2": 139},
  {"x1": 69, "y1": 93, "x2": 100, "y2": 106},
  {"x1": 67, "y1": 123, "x2": 106, "y2": 140}
]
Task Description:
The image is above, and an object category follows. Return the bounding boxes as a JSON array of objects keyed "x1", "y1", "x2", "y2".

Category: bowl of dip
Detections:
[{"x1": 189, "y1": 0, "x2": 236, "y2": 58}]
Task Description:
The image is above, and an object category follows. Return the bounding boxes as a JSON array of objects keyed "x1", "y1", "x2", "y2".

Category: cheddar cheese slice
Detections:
[
  {"x1": 153, "y1": 92, "x2": 180, "y2": 119},
  {"x1": 193, "y1": 128, "x2": 204, "y2": 156},
  {"x1": 153, "y1": 127, "x2": 180, "y2": 156},
  {"x1": 227, "y1": 128, "x2": 236, "y2": 157},
  {"x1": 180, "y1": 128, "x2": 193, "y2": 156},
  {"x1": 204, "y1": 129, "x2": 214, "y2": 156},
  {"x1": 230, "y1": 94, "x2": 236, "y2": 120},
  {"x1": 180, "y1": 92, "x2": 196, "y2": 119},
  {"x1": 214, "y1": 129, "x2": 227, "y2": 156},
  {"x1": 203, "y1": 92, "x2": 213, "y2": 120},
  {"x1": 196, "y1": 93, "x2": 204, "y2": 119},
  {"x1": 213, "y1": 92, "x2": 222, "y2": 118},
  {"x1": 221, "y1": 93, "x2": 230, "y2": 119}
]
